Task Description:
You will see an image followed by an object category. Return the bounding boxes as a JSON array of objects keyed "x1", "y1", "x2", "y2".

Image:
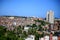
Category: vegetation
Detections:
[
  {"x1": 0, "y1": 25, "x2": 24, "y2": 40},
  {"x1": 0, "y1": 19, "x2": 49, "y2": 40}
]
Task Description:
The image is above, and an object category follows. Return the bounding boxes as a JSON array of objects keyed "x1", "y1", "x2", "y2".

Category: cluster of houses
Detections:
[
  {"x1": 0, "y1": 16, "x2": 60, "y2": 40},
  {"x1": 25, "y1": 35, "x2": 60, "y2": 40}
]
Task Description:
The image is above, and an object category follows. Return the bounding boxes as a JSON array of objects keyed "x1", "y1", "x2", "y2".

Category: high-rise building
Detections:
[
  {"x1": 46, "y1": 10, "x2": 54, "y2": 30},
  {"x1": 46, "y1": 10, "x2": 54, "y2": 24}
]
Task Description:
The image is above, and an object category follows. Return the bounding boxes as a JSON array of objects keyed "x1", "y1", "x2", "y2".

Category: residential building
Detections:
[{"x1": 46, "y1": 10, "x2": 54, "y2": 30}]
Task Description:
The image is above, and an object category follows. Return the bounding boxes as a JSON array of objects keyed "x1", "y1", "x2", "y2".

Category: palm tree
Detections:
[
  {"x1": 38, "y1": 25, "x2": 44, "y2": 31},
  {"x1": 35, "y1": 32, "x2": 40, "y2": 40},
  {"x1": 22, "y1": 31, "x2": 28, "y2": 38},
  {"x1": 28, "y1": 28, "x2": 33, "y2": 35}
]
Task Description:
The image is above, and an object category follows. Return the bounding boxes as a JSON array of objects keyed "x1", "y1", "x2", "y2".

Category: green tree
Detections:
[
  {"x1": 18, "y1": 37, "x2": 24, "y2": 40},
  {"x1": 35, "y1": 32, "x2": 40, "y2": 40},
  {"x1": 0, "y1": 26, "x2": 7, "y2": 40},
  {"x1": 22, "y1": 31, "x2": 28, "y2": 38},
  {"x1": 38, "y1": 25, "x2": 44, "y2": 31},
  {"x1": 6, "y1": 31, "x2": 18, "y2": 40},
  {"x1": 28, "y1": 28, "x2": 33, "y2": 35},
  {"x1": 32, "y1": 24, "x2": 37, "y2": 27},
  {"x1": 35, "y1": 19, "x2": 46, "y2": 26}
]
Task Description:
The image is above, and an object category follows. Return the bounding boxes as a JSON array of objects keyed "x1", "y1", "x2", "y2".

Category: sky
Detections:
[{"x1": 0, "y1": 0, "x2": 60, "y2": 18}]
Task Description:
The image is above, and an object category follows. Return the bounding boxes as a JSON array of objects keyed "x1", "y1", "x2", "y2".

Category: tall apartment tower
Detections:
[
  {"x1": 46, "y1": 10, "x2": 54, "y2": 30},
  {"x1": 46, "y1": 10, "x2": 54, "y2": 24}
]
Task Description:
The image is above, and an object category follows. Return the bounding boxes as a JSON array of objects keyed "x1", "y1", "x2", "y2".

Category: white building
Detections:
[
  {"x1": 13, "y1": 22, "x2": 17, "y2": 26},
  {"x1": 46, "y1": 10, "x2": 54, "y2": 30},
  {"x1": 25, "y1": 35, "x2": 35, "y2": 40},
  {"x1": 44, "y1": 36, "x2": 49, "y2": 40},
  {"x1": 46, "y1": 10, "x2": 54, "y2": 24},
  {"x1": 39, "y1": 36, "x2": 49, "y2": 40},
  {"x1": 39, "y1": 38, "x2": 44, "y2": 40},
  {"x1": 9, "y1": 17, "x2": 14, "y2": 19},
  {"x1": 24, "y1": 26, "x2": 30, "y2": 32},
  {"x1": 52, "y1": 36, "x2": 58, "y2": 40}
]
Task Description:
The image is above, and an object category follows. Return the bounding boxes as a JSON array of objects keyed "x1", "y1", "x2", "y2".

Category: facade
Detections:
[
  {"x1": 24, "y1": 26, "x2": 30, "y2": 32},
  {"x1": 39, "y1": 36, "x2": 58, "y2": 40},
  {"x1": 46, "y1": 10, "x2": 54, "y2": 24},
  {"x1": 44, "y1": 36, "x2": 49, "y2": 40},
  {"x1": 54, "y1": 19, "x2": 60, "y2": 30},
  {"x1": 46, "y1": 10, "x2": 54, "y2": 30},
  {"x1": 25, "y1": 35, "x2": 35, "y2": 40},
  {"x1": 52, "y1": 36, "x2": 58, "y2": 40}
]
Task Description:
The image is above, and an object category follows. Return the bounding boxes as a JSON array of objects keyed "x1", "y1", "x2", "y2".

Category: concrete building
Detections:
[
  {"x1": 54, "y1": 19, "x2": 60, "y2": 30},
  {"x1": 52, "y1": 36, "x2": 58, "y2": 40},
  {"x1": 46, "y1": 10, "x2": 54, "y2": 24},
  {"x1": 46, "y1": 10, "x2": 54, "y2": 30},
  {"x1": 39, "y1": 38, "x2": 44, "y2": 40},
  {"x1": 39, "y1": 36, "x2": 58, "y2": 40},
  {"x1": 24, "y1": 26, "x2": 30, "y2": 32},
  {"x1": 0, "y1": 16, "x2": 41, "y2": 31},
  {"x1": 25, "y1": 35, "x2": 35, "y2": 40}
]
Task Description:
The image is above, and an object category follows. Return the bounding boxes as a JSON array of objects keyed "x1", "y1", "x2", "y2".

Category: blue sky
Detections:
[{"x1": 0, "y1": 0, "x2": 60, "y2": 18}]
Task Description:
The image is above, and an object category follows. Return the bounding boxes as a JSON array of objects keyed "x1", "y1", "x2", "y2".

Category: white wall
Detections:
[
  {"x1": 25, "y1": 35, "x2": 35, "y2": 40},
  {"x1": 39, "y1": 38, "x2": 44, "y2": 40},
  {"x1": 24, "y1": 26, "x2": 30, "y2": 32},
  {"x1": 52, "y1": 36, "x2": 58, "y2": 40},
  {"x1": 39, "y1": 36, "x2": 58, "y2": 40},
  {"x1": 44, "y1": 36, "x2": 49, "y2": 40}
]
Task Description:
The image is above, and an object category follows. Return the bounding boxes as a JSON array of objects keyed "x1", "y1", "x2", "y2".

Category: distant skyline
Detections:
[{"x1": 0, "y1": 0, "x2": 60, "y2": 18}]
